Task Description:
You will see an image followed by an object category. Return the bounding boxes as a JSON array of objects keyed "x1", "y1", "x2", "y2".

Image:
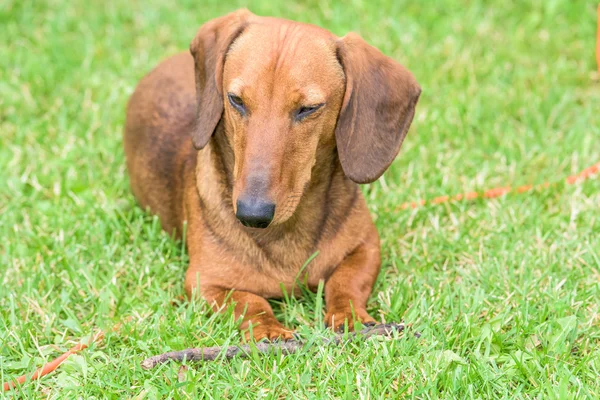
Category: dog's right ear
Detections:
[{"x1": 189, "y1": 9, "x2": 253, "y2": 149}]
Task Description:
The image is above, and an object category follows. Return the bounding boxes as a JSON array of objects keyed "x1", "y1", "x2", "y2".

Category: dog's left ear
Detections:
[
  {"x1": 189, "y1": 9, "x2": 254, "y2": 149},
  {"x1": 335, "y1": 33, "x2": 421, "y2": 184}
]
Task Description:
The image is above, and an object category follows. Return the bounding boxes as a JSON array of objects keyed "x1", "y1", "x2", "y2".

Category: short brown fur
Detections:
[{"x1": 124, "y1": 9, "x2": 420, "y2": 341}]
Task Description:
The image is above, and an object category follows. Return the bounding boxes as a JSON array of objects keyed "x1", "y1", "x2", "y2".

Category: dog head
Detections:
[{"x1": 190, "y1": 9, "x2": 421, "y2": 229}]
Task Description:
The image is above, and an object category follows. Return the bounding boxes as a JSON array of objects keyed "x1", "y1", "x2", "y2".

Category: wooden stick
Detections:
[
  {"x1": 2, "y1": 331, "x2": 104, "y2": 392},
  {"x1": 141, "y1": 323, "x2": 409, "y2": 370}
]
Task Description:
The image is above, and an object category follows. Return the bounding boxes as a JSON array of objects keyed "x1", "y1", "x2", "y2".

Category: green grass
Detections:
[{"x1": 1, "y1": 0, "x2": 599, "y2": 398}]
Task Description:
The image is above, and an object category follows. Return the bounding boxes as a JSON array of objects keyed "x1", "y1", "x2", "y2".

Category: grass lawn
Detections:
[{"x1": 1, "y1": 0, "x2": 599, "y2": 398}]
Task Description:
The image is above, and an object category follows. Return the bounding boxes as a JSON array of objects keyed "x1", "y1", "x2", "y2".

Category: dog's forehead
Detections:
[{"x1": 224, "y1": 20, "x2": 343, "y2": 87}]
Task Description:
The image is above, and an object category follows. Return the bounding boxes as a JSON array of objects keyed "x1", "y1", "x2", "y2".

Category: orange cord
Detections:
[
  {"x1": 397, "y1": 161, "x2": 600, "y2": 210},
  {"x1": 2, "y1": 331, "x2": 104, "y2": 392},
  {"x1": 597, "y1": 4, "x2": 600, "y2": 72}
]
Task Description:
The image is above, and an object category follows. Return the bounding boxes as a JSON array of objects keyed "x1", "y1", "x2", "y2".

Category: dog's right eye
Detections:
[{"x1": 227, "y1": 93, "x2": 246, "y2": 115}]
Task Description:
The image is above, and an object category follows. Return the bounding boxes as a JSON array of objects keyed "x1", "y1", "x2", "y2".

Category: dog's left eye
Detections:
[{"x1": 295, "y1": 103, "x2": 324, "y2": 121}]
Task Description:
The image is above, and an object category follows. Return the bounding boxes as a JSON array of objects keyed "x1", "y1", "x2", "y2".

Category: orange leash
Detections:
[
  {"x1": 597, "y1": 4, "x2": 600, "y2": 71},
  {"x1": 397, "y1": 161, "x2": 600, "y2": 210},
  {"x1": 2, "y1": 6, "x2": 600, "y2": 393},
  {"x1": 2, "y1": 331, "x2": 104, "y2": 392}
]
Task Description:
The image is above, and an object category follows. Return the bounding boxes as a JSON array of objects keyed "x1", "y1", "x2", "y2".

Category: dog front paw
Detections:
[
  {"x1": 325, "y1": 308, "x2": 376, "y2": 332},
  {"x1": 243, "y1": 318, "x2": 294, "y2": 342}
]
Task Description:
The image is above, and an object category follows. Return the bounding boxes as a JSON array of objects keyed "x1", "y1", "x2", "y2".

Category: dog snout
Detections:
[{"x1": 236, "y1": 197, "x2": 275, "y2": 229}]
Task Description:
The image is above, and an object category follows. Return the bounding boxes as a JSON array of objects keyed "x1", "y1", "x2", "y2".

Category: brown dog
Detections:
[{"x1": 124, "y1": 9, "x2": 420, "y2": 341}]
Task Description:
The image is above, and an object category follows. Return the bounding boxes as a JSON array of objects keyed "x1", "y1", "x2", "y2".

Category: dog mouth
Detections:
[{"x1": 237, "y1": 219, "x2": 271, "y2": 229}]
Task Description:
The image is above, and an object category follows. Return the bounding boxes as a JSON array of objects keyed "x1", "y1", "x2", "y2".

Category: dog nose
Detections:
[{"x1": 235, "y1": 198, "x2": 275, "y2": 229}]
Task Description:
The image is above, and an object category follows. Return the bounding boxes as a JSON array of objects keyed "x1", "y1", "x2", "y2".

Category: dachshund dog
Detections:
[{"x1": 124, "y1": 9, "x2": 420, "y2": 341}]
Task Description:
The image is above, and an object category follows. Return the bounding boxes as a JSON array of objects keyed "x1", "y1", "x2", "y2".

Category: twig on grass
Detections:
[{"x1": 141, "y1": 323, "x2": 411, "y2": 370}]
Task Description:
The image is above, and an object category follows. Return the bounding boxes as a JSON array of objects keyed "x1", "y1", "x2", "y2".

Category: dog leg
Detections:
[
  {"x1": 324, "y1": 231, "x2": 380, "y2": 332},
  {"x1": 199, "y1": 286, "x2": 294, "y2": 342}
]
